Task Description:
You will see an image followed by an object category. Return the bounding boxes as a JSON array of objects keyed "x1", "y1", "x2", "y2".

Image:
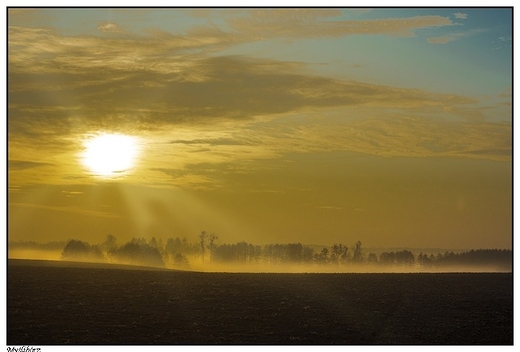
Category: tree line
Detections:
[
  {"x1": 59, "y1": 235, "x2": 191, "y2": 268},
  {"x1": 23, "y1": 232, "x2": 509, "y2": 271}
]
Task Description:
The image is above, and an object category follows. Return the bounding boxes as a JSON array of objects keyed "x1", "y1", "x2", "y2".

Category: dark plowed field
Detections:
[{"x1": 7, "y1": 259, "x2": 513, "y2": 345}]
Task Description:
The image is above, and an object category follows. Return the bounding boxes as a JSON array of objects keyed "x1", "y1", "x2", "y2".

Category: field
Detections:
[{"x1": 7, "y1": 259, "x2": 513, "y2": 345}]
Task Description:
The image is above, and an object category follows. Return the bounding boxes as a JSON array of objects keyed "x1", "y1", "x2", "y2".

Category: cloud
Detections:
[
  {"x1": 226, "y1": 11, "x2": 454, "y2": 38},
  {"x1": 97, "y1": 22, "x2": 122, "y2": 33},
  {"x1": 142, "y1": 107, "x2": 511, "y2": 190},
  {"x1": 8, "y1": 32, "x2": 476, "y2": 137},
  {"x1": 9, "y1": 202, "x2": 123, "y2": 219},
  {"x1": 427, "y1": 36, "x2": 452, "y2": 44},
  {"x1": 168, "y1": 138, "x2": 253, "y2": 146},
  {"x1": 427, "y1": 28, "x2": 488, "y2": 44},
  {"x1": 454, "y1": 12, "x2": 468, "y2": 19},
  {"x1": 61, "y1": 191, "x2": 84, "y2": 197},
  {"x1": 149, "y1": 168, "x2": 217, "y2": 189},
  {"x1": 265, "y1": 114, "x2": 512, "y2": 161},
  {"x1": 250, "y1": 189, "x2": 285, "y2": 194},
  {"x1": 7, "y1": 13, "x2": 465, "y2": 142},
  {"x1": 188, "y1": 9, "x2": 453, "y2": 40},
  {"x1": 7, "y1": 25, "x2": 238, "y2": 78},
  {"x1": 317, "y1": 205, "x2": 343, "y2": 210},
  {"x1": 8, "y1": 160, "x2": 53, "y2": 170}
]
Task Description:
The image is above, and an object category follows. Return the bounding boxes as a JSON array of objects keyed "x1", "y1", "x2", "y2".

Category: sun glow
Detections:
[{"x1": 81, "y1": 133, "x2": 140, "y2": 178}]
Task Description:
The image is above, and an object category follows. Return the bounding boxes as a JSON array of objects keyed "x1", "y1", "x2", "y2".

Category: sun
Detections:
[{"x1": 81, "y1": 133, "x2": 140, "y2": 178}]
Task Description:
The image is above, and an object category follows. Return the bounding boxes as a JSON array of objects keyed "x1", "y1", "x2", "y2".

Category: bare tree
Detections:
[
  {"x1": 199, "y1": 231, "x2": 207, "y2": 263},
  {"x1": 330, "y1": 243, "x2": 348, "y2": 265},
  {"x1": 208, "y1": 233, "x2": 218, "y2": 263}
]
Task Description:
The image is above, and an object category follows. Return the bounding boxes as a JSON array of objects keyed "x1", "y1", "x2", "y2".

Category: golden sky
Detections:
[{"x1": 7, "y1": 8, "x2": 512, "y2": 250}]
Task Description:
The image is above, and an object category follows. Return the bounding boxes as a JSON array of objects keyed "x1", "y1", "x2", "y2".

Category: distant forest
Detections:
[{"x1": 8, "y1": 232, "x2": 512, "y2": 272}]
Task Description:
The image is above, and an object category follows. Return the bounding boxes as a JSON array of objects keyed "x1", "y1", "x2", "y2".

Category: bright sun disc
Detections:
[{"x1": 81, "y1": 133, "x2": 140, "y2": 178}]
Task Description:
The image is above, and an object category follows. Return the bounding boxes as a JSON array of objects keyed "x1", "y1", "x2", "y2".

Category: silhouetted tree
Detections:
[
  {"x1": 131, "y1": 237, "x2": 147, "y2": 246},
  {"x1": 166, "y1": 237, "x2": 181, "y2": 254},
  {"x1": 109, "y1": 241, "x2": 164, "y2": 267},
  {"x1": 208, "y1": 233, "x2": 218, "y2": 263},
  {"x1": 302, "y1": 245, "x2": 314, "y2": 263},
  {"x1": 199, "y1": 231, "x2": 207, "y2": 263},
  {"x1": 236, "y1": 241, "x2": 249, "y2": 262},
  {"x1": 61, "y1": 239, "x2": 105, "y2": 262},
  {"x1": 62, "y1": 239, "x2": 89, "y2": 259},
  {"x1": 379, "y1": 251, "x2": 395, "y2": 265},
  {"x1": 366, "y1": 253, "x2": 378, "y2": 264},
  {"x1": 353, "y1": 241, "x2": 364, "y2": 263},
  {"x1": 172, "y1": 253, "x2": 190, "y2": 268},
  {"x1": 101, "y1": 234, "x2": 117, "y2": 253},
  {"x1": 396, "y1": 250, "x2": 414, "y2": 265},
  {"x1": 165, "y1": 236, "x2": 198, "y2": 255},
  {"x1": 379, "y1": 250, "x2": 414, "y2": 266},
  {"x1": 253, "y1": 245, "x2": 263, "y2": 263},
  {"x1": 149, "y1": 237, "x2": 159, "y2": 249},
  {"x1": 314, "y1": 248, "x2": 330, "y2": 264},
  {"x1": 286, "y1": 243, "x2": 303, "y2": 262},
  {"x1": 429, "y1": 249, "x2": 511, "y2": 271},
  {"x1": 211, "y1": 241, "x2": 259, "y2": 263},
  {"x1": 330, "y1": 244, "x2": 348, "y2": 265},
  {"x1": 417, "y1": 253, "x2": 433, "y2": 268}
]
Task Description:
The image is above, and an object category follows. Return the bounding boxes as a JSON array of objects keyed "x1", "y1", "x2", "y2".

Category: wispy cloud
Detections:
[
  {"x1": 225, "y1": 11, "x2": 453, "y2": 38},
  {"x1": 149, "y1": 168, "x2": 218, "y2": 190},
  {"x1": 427, "y1": 28, "x2": 487, "y2": 44},
  {"x1": 274, "y1": 115, "x2": 511, "y2": 161},
  {"x1": 454, "y1": 12, "x2": 468, "y2": 20},
  {"x1": 61, "y1": 190, "x2": 84, "y2": 197},
  {"x1": 8, "y1": 160, "x2": 53, "y2": 170},
  {"x1": 9, "y1": 202, "x2": 122, "y2": 219},
  {"x1": 168, "y1": 138, "x2": 253, "y2": 146},
  {"x1": 138, "y1": 108, "x2": 512, "y2": 190},
  {"x1": 316, "y1": 205, "x2": 343, "y2": 210},
  {"x1": 97, "y1": 22, "x2": 122, "y2": 33},
  {"x1": 427, "y1": 36, "x2": 452, "y2": 44}
]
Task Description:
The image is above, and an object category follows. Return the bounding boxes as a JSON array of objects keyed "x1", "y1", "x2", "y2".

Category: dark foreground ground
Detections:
[{"x1": 7, "y1": 259, "x2": 513, "y2": 345}]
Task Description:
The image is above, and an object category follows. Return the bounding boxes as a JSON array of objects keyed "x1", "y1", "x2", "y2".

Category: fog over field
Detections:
[{"x1": 8, "y1": 236, "x2": 512, "y2": 274}]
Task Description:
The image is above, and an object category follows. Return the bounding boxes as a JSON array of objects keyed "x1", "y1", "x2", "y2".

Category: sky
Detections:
[{"x1": 6, "y1": 7, "x2": 512, "y2": 251}]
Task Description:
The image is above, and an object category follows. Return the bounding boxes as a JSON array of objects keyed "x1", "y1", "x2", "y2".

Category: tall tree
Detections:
[
  {"x1": 208, "y1": 233, "x2": 218, "y2": 263},
  {"x1": 199, "y1": 231, "x2": 207, "y2": 263},
  {"x1": 330, "y1": 243, "x2": 348, "y2": 265},
  {"x1": 353, "y1": 241, "x2": 364, "y2": 263}
]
